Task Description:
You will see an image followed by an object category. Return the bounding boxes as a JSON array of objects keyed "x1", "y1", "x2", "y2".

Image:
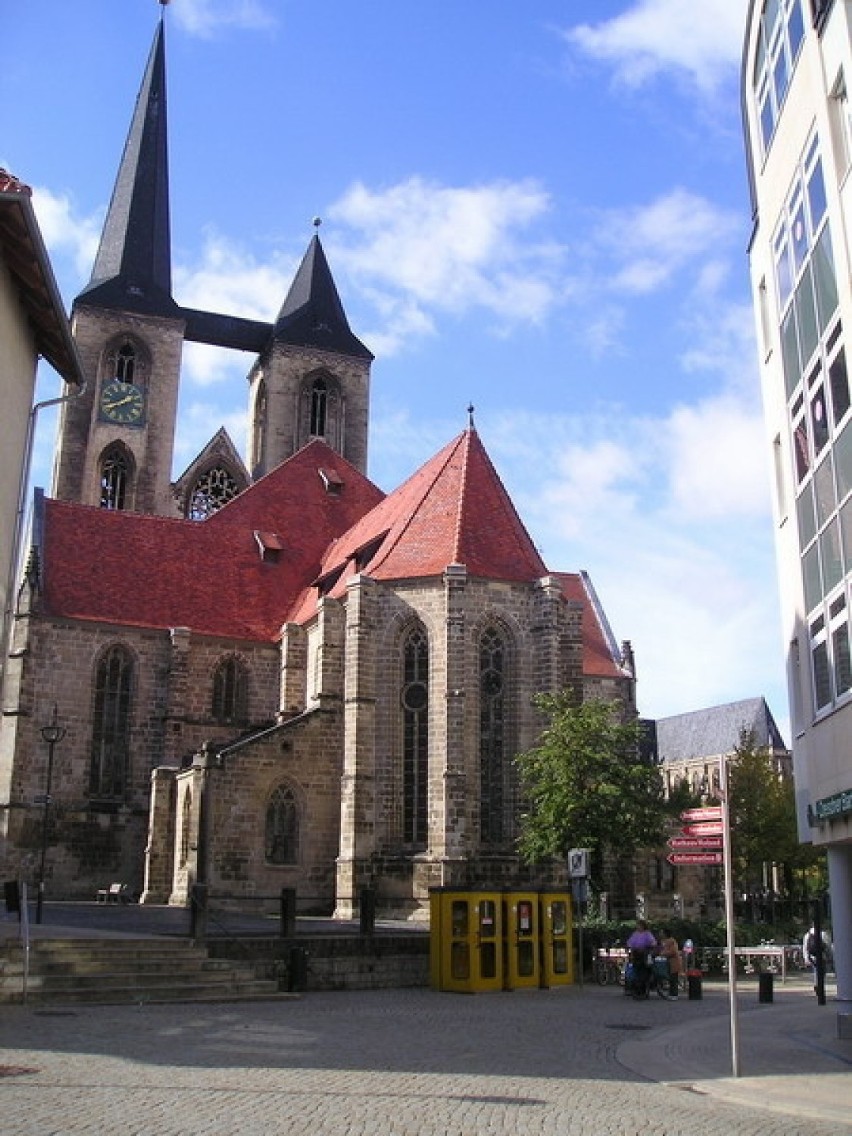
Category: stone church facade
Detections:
[{"x1": 0, "y1": 15, "x2": 636, "y2": 920}]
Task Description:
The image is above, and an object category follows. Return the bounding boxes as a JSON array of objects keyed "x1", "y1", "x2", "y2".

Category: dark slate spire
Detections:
[
  {"x1": 76, "y1": 18, "x2": 178, "y2": 316},
  {"x1": 273, "y1": 233, "x2": 373, "y2": 360}
]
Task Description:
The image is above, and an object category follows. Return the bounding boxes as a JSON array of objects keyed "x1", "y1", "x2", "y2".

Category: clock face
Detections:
[{"x1": 100, "y1": 379, "x2": 145, "y2": 425}]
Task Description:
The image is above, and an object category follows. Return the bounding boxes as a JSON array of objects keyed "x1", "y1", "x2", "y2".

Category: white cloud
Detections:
[
  {"x1": 30, "y1": 186, "x2": 101, "y2": 283},
  {"x1": 565, "y1": 0, "x2": 745, "y2": 93},
  {"x1": 173, "y1": 231, "x2": 294, "y2": 322},
  {"x1": 170, "y1": 0, "x2": 276, "y2": 37},
  {"x1": 328, "y1": 176, "x2": 561, "y2": 339},
  {"x1": 598, "y1": 188, "x2": 741, "y2": 295},
  {"x1": 172, "y1": 398, "x2": 247, "y2": 474}
]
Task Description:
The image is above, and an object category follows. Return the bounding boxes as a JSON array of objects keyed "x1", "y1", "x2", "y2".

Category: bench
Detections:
[{"x1": 96, "y1": 882, "x2": 131, "y2": 904}]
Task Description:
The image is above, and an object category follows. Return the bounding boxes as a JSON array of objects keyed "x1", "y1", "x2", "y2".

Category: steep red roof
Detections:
[
  {"x1": 42, "y1": 440, "x2": 383, "y2": 640},
  {"x1": 291, "y1": 429, "x2": 547, "y2": 621},
  {"x1": 554, "y1": 571, "x2": 627, "y2": 679}
]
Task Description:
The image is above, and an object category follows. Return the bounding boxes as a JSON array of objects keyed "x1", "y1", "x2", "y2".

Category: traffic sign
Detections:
[
  {"x1": 667, "y1": 851, "x2": 723, "y2": 865},
  {"x1": 668, "y1": 835, "x2": 723, "y2": 850},
  {"x1": 681, "y1": 822, "x2": 723, "y2": 837},
  {"x1": 680, "y1": 806, "x2": 722, "y2": 822}
]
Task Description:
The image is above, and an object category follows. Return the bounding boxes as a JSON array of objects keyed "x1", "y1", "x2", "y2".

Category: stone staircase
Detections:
[{"x1": 0, "y1": 937, "x2": 285, "y2": 1005}]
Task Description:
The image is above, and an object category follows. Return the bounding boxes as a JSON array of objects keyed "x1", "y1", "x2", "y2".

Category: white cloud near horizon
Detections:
[
  {"x1": 170, "y1": 0, "x2": 277, "y2": 38},
  {"x1": 565, "y1": 0, "x2": 745, "y2": 93}
]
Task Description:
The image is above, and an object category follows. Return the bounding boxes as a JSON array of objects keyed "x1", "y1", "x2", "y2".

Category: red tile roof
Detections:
[
  {"x1": 42, "y1": 440, "x2": 383, "y2": 640},
  {"x1": 554, "y1": 571, "x2": 626, "y2": 679}
]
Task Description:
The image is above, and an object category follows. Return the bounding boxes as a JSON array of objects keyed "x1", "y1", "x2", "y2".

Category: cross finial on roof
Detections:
[
  {"x1": 313, "y1": 216, "x2": 322, "y2": 230},
  {"x1": 467, "y1": 403, "x2": 475, "y2": 429}
]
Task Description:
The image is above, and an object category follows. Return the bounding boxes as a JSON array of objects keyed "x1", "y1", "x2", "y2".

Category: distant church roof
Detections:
[
  {"x1": 76, "y1": 18, "x2": 179, "y2": 317},
  {"x1": 273, "y1": 234, "x2": 373, "y2": 360},
  {"x1": 655, "y1": 697, "x2": 787, "y2": 764}
]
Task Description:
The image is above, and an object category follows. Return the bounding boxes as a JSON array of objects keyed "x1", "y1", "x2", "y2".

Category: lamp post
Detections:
[{"x1": 35, "y1": 705, "x2": 66, "y2": 925}]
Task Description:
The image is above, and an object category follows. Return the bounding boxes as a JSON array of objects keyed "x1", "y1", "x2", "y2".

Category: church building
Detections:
[{"x1": 0, "y1": 15, "x2": 636, "y2": 920}]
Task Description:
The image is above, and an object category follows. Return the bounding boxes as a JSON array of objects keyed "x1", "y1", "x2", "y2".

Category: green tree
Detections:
[
  {"x1": 728, "y1": 727, "x2": 821, "y2": 911},
  {"x1": 514, "y1": 694, "x2": 666, "y2": 884}
]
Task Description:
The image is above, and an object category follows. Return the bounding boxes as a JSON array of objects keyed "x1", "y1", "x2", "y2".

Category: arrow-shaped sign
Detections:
[
  {"x1": 667, "y1": 851, "x2": 723, "y2": 866},
  {"x1": 681, "y1": 806, "x2": 722, "y2": 822},
  {"x1": 681, "y1": 822, "x2": 724, "y2": 837},
  {"x1": 668, "y1": 835, "x2": 723, "y2": 850}
]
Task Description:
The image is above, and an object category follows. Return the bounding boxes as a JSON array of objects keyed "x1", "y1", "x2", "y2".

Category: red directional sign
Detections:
[
  {"x1": 681, "y1": 806, "x2": 722, "y2": 822},
  {"x1": 681, "y1": 822, "x2": 724, "y2": 838},
  {"x1": 667, "y1": 851, "x2": 723, "y2": 866},
  {"x1": 668, "y1": 835, "x2": 723, "y2": 850}
]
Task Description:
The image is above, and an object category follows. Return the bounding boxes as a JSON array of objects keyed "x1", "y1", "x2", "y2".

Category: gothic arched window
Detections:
[
  {"x1": 115, "y1": 342, "x2": 136, "y2": 384},
  {"x1": 265, "y1": 784, "x2": 299, "y2": 864},
  {"x1": 479, "y1": 627, "x2": 507, "y2": 845},
  {"x1": 252, "y1": 378, "x2": 267, "y2": 474},
  {"x1": 100, "y1": 446, "x2": 131, "y2": 510},
  {"x1": 310, "y1": 378, "x2": 328, "y2": 437},
  {"x1": 179, "y1": 791, "x2": 192, "y2": 868},
  {"x1": 212, "y1": 656, "x2": 248, "y2": 724},
  {"x1": 90, "y1": 644, "x2": 133, "y2": 799},
  {"x1": 186, "y1": 466, "x2": 239, "y2": 520},
  {"x1": 401, "y1": 626, "x2": 429, "y2": 846}
]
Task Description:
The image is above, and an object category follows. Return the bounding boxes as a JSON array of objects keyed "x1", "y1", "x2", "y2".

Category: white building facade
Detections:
[{"x1": 742, "y1": 0, "x2": 852, "y2": 1025}]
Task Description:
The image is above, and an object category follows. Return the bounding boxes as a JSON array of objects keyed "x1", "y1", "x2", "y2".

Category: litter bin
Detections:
[
  {"x1": 758, "y1": 971, "x2": 774, "y2": 1003},
  {"x1": 687, "y1": 972, "x2": 703, "y2": 1000},
  {"x1": 287, "y1": 946, "x2": 309, "y2": 992}
]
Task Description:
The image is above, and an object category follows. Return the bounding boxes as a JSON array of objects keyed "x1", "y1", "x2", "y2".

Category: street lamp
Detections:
[{"x1": 35, "y1": 705, "x2": 66, "y2": 925}]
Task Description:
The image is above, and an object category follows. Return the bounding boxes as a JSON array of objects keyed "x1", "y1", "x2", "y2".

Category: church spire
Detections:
[
  {"x1": 76, "y1": 18, "x2": 177, "y2": 316},
  {"x1": 273, "y1": 231, "x2": 373, "y2": 360}
]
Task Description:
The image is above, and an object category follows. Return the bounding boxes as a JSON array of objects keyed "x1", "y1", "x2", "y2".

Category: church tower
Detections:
[
  {"x1": 53, "y1": 16, "x2": 184, "y2": 516},
  {"x1": 53, "y1": 11, "x2": 373, "y2": 516},
  {"x1": 247, "y1": 231, "x2": 373, "y2": 479}
]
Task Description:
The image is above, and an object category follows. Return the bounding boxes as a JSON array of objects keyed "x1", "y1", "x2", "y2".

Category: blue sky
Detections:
[{"x1": 2, "y1": 1, "x2": 785, "y2": 733}]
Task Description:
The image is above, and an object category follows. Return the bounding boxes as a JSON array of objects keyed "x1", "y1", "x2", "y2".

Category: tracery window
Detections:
[
  {"x1": 212, "y1": 656, "x2": 248, "y2": 724},
  {"x1": 310, "y1": 378, "x2": 328, "y2": 437},
  {"x1": 179, "y1": 791, "x2": 192, "y2": 868},
  {"x1": 186, "y1": 466, "x2": 239, "y2": 520},
  {"x1": 90, "y1": 644, "x2": 133, "y2": 799},
  {"x1": 265, "y1": 784, "x2": 299, "y2": 864},
  {"x1": 479, "y1": 627, "x2": 507, "y2": 845},
  {"x1": 401, "y1": 626, "x2": 429, "y2": 846},
  {"x1": 115, "y1": 342, "x2": 136, "y2": 384},
  {"x1": 100, "y1": 446, "x2": 131, "y2": 510},
  {"x1": 252, "y1": 378, "x2": 267, "y2": 474}
]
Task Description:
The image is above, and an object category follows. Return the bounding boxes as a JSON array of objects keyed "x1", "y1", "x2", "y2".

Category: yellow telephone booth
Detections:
[
  {"x1": 503, "y1": 891, "x2": 541, "y2": 990},
  {"x1": 429, "y1": 889, "x2": 504, "y2": 992},
  {"x1": 539, "y1": 890, "x2": 574, "y2": 987}
]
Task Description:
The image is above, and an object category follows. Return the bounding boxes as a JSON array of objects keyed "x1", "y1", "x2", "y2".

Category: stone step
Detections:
[{"x1": 0, "y1": 937, "x2": 283, "y2": 1005}]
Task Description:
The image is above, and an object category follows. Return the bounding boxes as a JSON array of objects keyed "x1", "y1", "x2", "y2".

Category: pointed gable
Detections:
[
  {"x1": 273, "y1": 234, "x2": 373, "y2": 360},
  {"x1": 41, "y1": 440, "x2": 383, "y2": 640},
  {"x1": 306, "y1": 428, "x2": 547, "y2": 594}
]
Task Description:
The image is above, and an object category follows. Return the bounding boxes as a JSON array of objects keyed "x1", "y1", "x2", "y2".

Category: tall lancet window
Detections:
[
  {"x1": 90, "y1": 644, "x2": 133, "y2": 800},
  {"x1": 266, "y1": 784, "x2": 299, "y2": 864},
  {"x1": 115, "y1": 342, "x2": 136, "y2": 384},
  {"x1": 401, "y1": 626, "x2": 429, "y2": 846},
  {"x1": 252, "y1": 379, "x2": 267, "y2": 475},
  {"x1": 310, "y1": 378, "x2": 328, "y2": 437},
  {"x1": 479, "y1": 627, "x2": 507, "y2": 845},
  {"x1": 100, "y1": 445, "x2": 131, "y2": 510}
]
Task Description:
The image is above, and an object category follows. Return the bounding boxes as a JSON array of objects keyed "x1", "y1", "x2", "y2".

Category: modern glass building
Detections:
[{"x1": 742, "y1": 0, "x2": 851, "y2": 1027}]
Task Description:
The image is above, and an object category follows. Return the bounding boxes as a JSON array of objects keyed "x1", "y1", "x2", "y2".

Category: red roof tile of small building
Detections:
[
  {"x1": 554, "y1": 571, "x2": 626, "y2": 679},
  {"x1": 42, "y1": 440, "x2": 383, "y2": 640}
]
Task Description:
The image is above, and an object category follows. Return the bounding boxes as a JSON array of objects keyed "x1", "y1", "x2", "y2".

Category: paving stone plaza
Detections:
[{"x1": 1, "y1": 982, "x2": 849, "y2": 1135}]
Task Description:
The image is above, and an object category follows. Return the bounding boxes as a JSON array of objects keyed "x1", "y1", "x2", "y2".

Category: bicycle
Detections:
[{"x1": 593, "y1": 949, "x2": 625, "y2": 986}]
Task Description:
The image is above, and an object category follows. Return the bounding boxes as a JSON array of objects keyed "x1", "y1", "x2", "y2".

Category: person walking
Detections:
[
  {"x1": 803, "y1": 923, "x2": 833, "y2": 991},
  {"x1": 659, "y1": 928, "x2": 682, "y2": 998}
]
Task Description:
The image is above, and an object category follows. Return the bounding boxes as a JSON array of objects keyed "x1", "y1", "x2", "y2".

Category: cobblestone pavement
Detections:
[{"x1": 0, "y1": 984, "x2": 849, "y2": 1136}]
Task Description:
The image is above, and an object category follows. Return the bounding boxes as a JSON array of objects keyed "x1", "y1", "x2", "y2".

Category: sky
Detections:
[{"x1": 1, "y1": 1, "x2": 786, "y2": 735}]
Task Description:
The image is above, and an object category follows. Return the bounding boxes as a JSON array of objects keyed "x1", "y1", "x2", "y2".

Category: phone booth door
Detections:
[
  {"x1": 504, "y1": 893, "x2": 540, "y2": 989},
  {"x1": 540, "y1": 892, "x2": 573, "y2": 987},
  {"x1": 474, "y1": 896, "x2": 503, "y2": 991}
]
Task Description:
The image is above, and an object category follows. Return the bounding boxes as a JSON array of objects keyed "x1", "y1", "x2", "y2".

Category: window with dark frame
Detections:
[
  {"x1": 401, "y1": 626, "x2": 429, "y2": 846},
  {"x1": 90, "y1": 644, "x2": 133, "y2": 799},
  {"x1": 265, "y1": 784, "x2": 299, "y2": 864},
  {"x1": 212, "y1": 656, "x2": 248, "y2": 724}
]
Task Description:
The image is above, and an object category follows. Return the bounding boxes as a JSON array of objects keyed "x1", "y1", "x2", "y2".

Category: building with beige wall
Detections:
[{"x1": 742, "y1": 0, "x2": 852, "y2": 1026}]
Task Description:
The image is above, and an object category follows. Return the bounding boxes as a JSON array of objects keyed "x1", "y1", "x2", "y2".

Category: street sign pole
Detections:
[{"x1": 720, "y1": 750, "x2": 740, "y2": 1078}]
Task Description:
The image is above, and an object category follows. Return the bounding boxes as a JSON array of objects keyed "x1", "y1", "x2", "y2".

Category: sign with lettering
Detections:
[
  {"x1": 681, "y1": 822, "x2": 723, "y2": 838},
  {"x1": 680, "y1": 806, "x2": 722, "y2": 822},
  {"x1": 668, "y1": 835, "x2": 723, "y2": 850},
  {"x1": 667, "y1": 851, "x2": 723, "y2": 866},
  {"x1": 813, "y1": 789, "x2": 852, "y2": 822}
]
